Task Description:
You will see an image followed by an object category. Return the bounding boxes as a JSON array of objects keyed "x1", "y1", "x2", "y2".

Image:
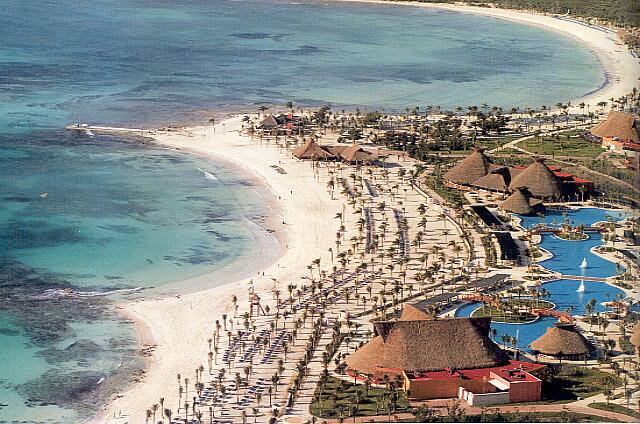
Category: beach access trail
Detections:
[{"x1": 96, "y1": 117, "x2": 340, "y2": 423}]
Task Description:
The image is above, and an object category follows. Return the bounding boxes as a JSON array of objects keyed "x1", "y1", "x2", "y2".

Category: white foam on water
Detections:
[
  {"x1": 198, "y1": 167, "x2": 218, "y2": 182},
  {"x1": 76, "y1": 287, "x2": 143, "y2": 297}
]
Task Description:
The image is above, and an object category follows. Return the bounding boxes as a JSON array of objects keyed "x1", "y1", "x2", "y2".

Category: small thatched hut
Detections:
[
  {"x1": 257, "y1": 114, "x2": 279, "y2": 129},
  {"x1": 499, "y1": 187, "x2": 545, "y2": 215},
  {"x1": 508, "y1": 158, "x2": 563, "y2": 200},
  {"x1": 345, "y1": 314, "x2": 507, "y2": 378},
  {"x1": 529, "y1": 325, "x2": 591, "y2": 360},
  {"x1": 291, "y1": 139, "x2": 333, "y2": 160},
  {"x1": 443, "y1": 148, "x2": 493, "y2": 185},
  {"x1": 340, "y1": 143, "x2": 374, "y2": 163}
]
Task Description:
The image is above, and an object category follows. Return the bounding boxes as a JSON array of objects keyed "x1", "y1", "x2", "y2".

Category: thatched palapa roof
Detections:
[
  {"x1": 341, "y1": 143, "x2": 374, "y2": 163},
  {"x1": 345, "y1": 315, "x2": 508, "y2": 375},
  {"x1": 472, "y1": 166, "x2": 514, "y2": 192},
  {"x1": 591, "y1": 111, "x2": 640, "y2": 143},
  {"x1": 258, "y1": 114, "x2": 278, "y2": 129},
  {"x1": 444, "y1": 148, "x2": 493, "y2": 185},
  {"x1": 500, "y1": 188, "x2": 545, "y2": 215},
  {"x1": 509, "y1": 158, "x2": 563, "y2": 199},
  {"x1": 529, "y1": 325, "x2": 591, "y2": 357},
  {"x1": 292, "y1": 139, "x2": 333, "y2": 160}
]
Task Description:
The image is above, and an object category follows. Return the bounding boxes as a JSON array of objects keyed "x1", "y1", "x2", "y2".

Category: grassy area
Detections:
[
  {"x1": 517, "y1": 131, "x2": 605, "y2": 157},
  {"x1": 310, "y1": 376, "x2": 411, "y2": 419},
  {"x1": 472, "y1": 305, "x2": 537, "y2": 323},
  {"x1": 462, "y1": 411, "x2": 619, "y2": 423},
  {"x1": 539, "y1": 366, "x2": 622, "y2": 402},
  {"x1": 471, "y1": 299, "x2": 553, "y2": 323},
  {"x1": 497, "y1": 147, "x2": 525, "y2": 155},
  {"x1": 588, "y1": 402, "x2": 640, "y2": 419}
]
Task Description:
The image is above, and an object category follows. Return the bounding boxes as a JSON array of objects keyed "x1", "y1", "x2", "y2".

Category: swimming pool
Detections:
[
  {"x1": 455, "y1": 278, "x2": 626, "y2": 351},
  {"x1": 520, "y1": 207, "x2": 627, "y2": 278}
]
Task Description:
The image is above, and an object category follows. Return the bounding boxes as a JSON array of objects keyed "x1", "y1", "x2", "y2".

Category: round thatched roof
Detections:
[
  {"x1": 473, "y1": 174, "x2": 507, "y2": 192},
  {"x1": 591, "y1": 111, "x2": 640, "y2": 143},
  {"x1": 292, "y1": 139, "x2": 333, "y2": 160},
  {"x1": 630, "y1": 322, "x2": 640, "y2": 347},
  {"x1": 444, "y1": 148, "x2": 492, "y2": 185},
  {"x1": 500, "y1": 188, "x2": 545, "y2": 215},
  {"x1": 340, "y1": 143, "x2": 373, "y2": 163},
  {"x1": 529, "y1": 325, "x2": 591, "y2": 356},
  {"x1": 345, "y1": 316, "x2": 508, "y2": 375},
  {"x1": 508, "y1": 158, "x2": 563, "y2": 199}
]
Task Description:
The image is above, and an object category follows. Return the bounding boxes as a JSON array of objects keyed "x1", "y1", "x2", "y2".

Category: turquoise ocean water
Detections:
[{"x1": 0, "y1": 0, "x2": 606, "y2": 422}]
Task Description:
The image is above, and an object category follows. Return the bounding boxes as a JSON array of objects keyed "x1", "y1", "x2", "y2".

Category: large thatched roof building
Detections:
[
  {"x1": 345, "y1": 307, "x2": 508, "y2": 378},
  {"x1": 346, "y1": 305, "x2": 545, "y2": 405},
  {"x1": 529, "y1": 324, "x2": 592, "y2": 360},
  {"x1": 443, "y1": 150, "x2": 591, "y2": 201},
  {"x1": 591, "y1": 111, "x2": 640, "y2": 144},
  {"x1": 508, "y1": 158, "x2": 563, "y2": 200},
  {"x1": 499, "y1": 188, "x2": 545, "y2": 215},
  {"x1": 443, "y1": 148, "x2": 493, "y2": 185},
  {"x1": 291, "y1": 139, "x2": 333, "y2": 160}
]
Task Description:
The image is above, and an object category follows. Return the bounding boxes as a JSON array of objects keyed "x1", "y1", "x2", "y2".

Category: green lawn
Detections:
[
  {"x1": 539, "y1": 366, "x2": 622, "y2": 402},
  {"x1": 310, "y1": 376, "x2": 411, "y2": 419},
  {"x1": 588, "y1": 402, "x2": 640, "y2": 419},
  {"x1": 517, "y1": 132, "x2": 605, "y2": 157}
]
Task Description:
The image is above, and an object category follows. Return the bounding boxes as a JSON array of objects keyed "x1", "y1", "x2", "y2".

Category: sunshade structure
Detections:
[
  {"x1": 443, "y1": 148, "x2": 493, "y2": 185},
  {"x1": 291, "y1": 139, "x2": 333, "y2": 160},
  {"x1": 591, "y1": 111, "x2": 640, "y2": 143},
  {"x1": 345, "y1": 307, "x2": 508, "y2": 378},
  {"x1": 508, "y1": 158, "x2": 563, "y2": 200},
  {"x1": 499, "y1": 187, "x2": 545, "y2": 215},
  {"x1": 257, "y1": 114, "x2": 278, "y2": 129},
  {"x1": 529, "y1": 325, "x2": 592, "y2": 360}
]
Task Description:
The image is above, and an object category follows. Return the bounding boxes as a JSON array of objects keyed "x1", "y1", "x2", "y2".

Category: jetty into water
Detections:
[{"x1": 65, "y1": 124, "x2": 146, "y2": 135}]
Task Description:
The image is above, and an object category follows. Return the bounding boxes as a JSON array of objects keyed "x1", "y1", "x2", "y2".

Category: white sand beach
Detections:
[
  {"x1": 96, "y1": 118, "x2": 341, "y2": 423},
  {"x1": 339, "y1": 0, "x2": 640, "y2": 111}
]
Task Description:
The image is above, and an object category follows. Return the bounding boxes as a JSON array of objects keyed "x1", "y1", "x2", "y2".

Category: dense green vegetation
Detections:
[
  {"x1": 311, "y1": 376, "x2": 411, "y2": 419},
  {"x1": 537, "y1": 365, "x2": 622, "y2": 402},
  {"x1": 588, "y1": 402, "x2": 640, "y2": 419},
  {"x1": 399, "y1": 0, "x2": 640, "y2": 28}
]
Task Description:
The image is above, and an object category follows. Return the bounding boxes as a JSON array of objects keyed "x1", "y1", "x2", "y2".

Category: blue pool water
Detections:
[
  {"x1": 456, "y1": 279, "x2": 626, "y2": 350},
  {"x1": 520, "y1": 208, "x2": 627, "y2": 278},
  {"x1": 0, "y1": 0, "x2": 608, "y2": 421}
]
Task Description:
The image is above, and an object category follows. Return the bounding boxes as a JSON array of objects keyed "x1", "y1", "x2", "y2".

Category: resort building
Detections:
[
  {"x1": 291, "y1": 140, "x2": 376, "y2": 163},
  {"x1": 345, "y1": 305, "x2": 544, "y2": 405},
  {"x1": 443, "y1": 148, "x2": 593, "y2": 200},
  {"x1": 590, "y1": 111, "x2": 640, "y2": 156},
  {"x1": 292, "y1": 139, "x2": 334, "y2": 160},
  {"x1": 529, "y1": 324, "x2": 592, "y2": 361}
]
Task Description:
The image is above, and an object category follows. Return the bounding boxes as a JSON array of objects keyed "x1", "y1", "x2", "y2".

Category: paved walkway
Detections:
[{"x1": 322, "y1": 401, "x2": 639, "y2": 423}]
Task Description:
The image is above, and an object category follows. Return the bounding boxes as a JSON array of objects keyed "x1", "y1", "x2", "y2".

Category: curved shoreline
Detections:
[
  {"x1": 95, "y1": 117, "x2": 340, "y2": 423},
  {"x1": 89, "y1": 3, "x2": 640, "y2": 422},
  {"x1": 329, "y1": 0, "x2": 640, "y2": 111}
]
